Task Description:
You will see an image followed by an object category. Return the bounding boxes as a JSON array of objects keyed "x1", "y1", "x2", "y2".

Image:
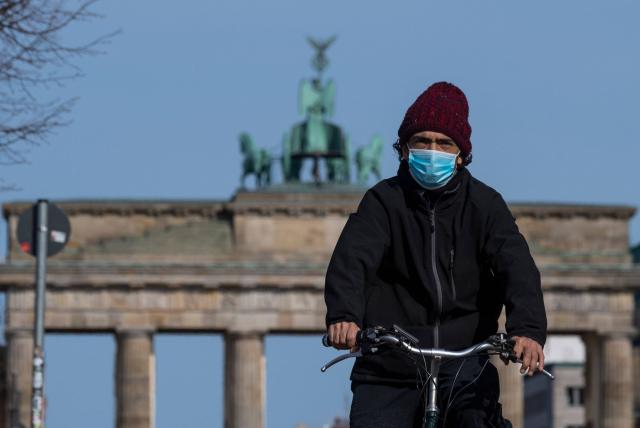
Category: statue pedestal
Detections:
[{"x1": 230, "y1": 184, "x2": 366, "y2": 261}]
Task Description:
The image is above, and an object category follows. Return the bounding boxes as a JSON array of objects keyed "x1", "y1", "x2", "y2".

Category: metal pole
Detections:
[{"x1": 31, "y1": 200, "x2": 48, "y2": 428}]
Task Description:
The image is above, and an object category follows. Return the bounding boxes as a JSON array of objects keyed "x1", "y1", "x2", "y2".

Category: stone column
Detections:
[
  {"x1": 115, "y1": 329, "x2": 155, "y2": 428},
  {"x1": 634, "y1": 345, "x2": 640, "y2": 422},
  {"x1": 493, "y1": 310, "x2": 524, "y2": 428},
  {"x1": 224, "y1": 332, "x2": 265, "y2": 428},
  {"x1": 601, "y1": 334, "x2": 633, "y2": 428},
  {"x1": 5, "y1": 329, "x2": 33, "y2": 428},
  {"x1": 493, "y1": 358, "x2": 524, "y2": 428},
  {"x1": 584, "y1": 333, "x2": 602, "y2": 428}
]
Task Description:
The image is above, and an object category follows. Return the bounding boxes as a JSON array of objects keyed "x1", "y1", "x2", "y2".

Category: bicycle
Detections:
[{"x1": 321, "y1": 325, "x2": 554, "y2": 428}]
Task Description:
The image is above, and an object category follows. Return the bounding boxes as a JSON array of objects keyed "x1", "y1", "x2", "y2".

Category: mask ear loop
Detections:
[{"x1": 454, "y1": 151, "x2": 462, "y2": 170}]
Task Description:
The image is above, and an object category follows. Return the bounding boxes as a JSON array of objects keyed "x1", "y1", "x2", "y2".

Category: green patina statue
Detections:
[
  {"x1": 239, "y1": 36, "x2": 383, "y2": 189},
  {"x1": 355, "y1": 135, "x2": 384, "y2": 184},
  {"x1": 282, "y1": 36, "x2": 350, "y2": 183},
  {"x1": 239, "y1": 132, "x2": 272, "y2": 188}
]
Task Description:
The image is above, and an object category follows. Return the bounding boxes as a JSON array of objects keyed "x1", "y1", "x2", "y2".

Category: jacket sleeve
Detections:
[
  {"x1": 324, "y1": 189, "x2": 390, "y2": 328},
  {"x1": 483, "y1": 193, "x2": 547, "y2": 346}
]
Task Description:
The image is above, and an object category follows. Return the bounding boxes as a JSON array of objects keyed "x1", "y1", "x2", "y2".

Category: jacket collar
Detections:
[{"x1": 397, "y1": 160, "x2": 467, "y2": 210}]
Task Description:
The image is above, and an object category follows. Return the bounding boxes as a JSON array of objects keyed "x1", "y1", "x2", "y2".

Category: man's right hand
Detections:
[{"x1": 327, "y1": 321, "x2": 360, "y2": 350}]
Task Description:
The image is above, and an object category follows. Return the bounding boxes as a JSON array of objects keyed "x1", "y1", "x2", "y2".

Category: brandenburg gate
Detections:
[
  {"x1": 1, "y1": 193, "x2": 639, "y2": 428},
  {"x1": 1, "y1": 38, "x2": 638, "y2": 428}
]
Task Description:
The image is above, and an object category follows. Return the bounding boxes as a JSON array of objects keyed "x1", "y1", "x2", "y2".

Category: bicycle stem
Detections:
[{"x1": 427, "y1": 357, "x2": 441, "y2": 414}]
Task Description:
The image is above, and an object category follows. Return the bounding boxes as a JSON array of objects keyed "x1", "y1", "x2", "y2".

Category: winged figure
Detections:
[
  {"x1": 307, "y1": 35, "x2": 337, "y2": 73},
  {"x1": 299, "y1": 78, "x2": 335, "y2": 117}
]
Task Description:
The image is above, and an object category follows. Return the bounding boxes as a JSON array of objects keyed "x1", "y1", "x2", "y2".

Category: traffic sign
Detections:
[{"x1": 17, "y1": 201, "x2": 71, "y2": 257}]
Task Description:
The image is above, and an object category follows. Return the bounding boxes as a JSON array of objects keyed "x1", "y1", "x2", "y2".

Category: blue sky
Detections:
[{"x1": 1, "y1": 1, "x2": 639, "y2": 427}]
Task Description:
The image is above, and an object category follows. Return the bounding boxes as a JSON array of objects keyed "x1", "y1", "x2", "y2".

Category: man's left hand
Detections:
[{"x1": 510, "y1": 336, "x2": 544, "y2": 376}]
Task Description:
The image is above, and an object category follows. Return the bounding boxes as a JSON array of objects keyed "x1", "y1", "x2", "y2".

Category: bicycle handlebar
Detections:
[
  {"x1": 377, "y1": 334, "x2": 497, "y2": 358},
  {"x1": 321, "y1": 325, "x2": 554, "y2": 379},
  {"x1": 323, "y1": 331, "x2": 494, "y2": 358}
]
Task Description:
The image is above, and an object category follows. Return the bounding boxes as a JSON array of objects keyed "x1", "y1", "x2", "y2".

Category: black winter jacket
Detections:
[{"x1": 324, "y1": 161, "x2": 547, "y2": 384}]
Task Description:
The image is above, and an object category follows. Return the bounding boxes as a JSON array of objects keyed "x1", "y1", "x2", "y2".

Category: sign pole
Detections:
[
  {"x1": 31, "y1": 199, "x2": 48, "y2": 428},
  {"x1": 16, "y1": 199, "x2": 70, "y2": 428}
]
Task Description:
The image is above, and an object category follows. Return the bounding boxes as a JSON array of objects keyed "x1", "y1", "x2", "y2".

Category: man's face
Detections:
[{"x1": 402, "y1": 131, "x2": 463, "y2": 168}]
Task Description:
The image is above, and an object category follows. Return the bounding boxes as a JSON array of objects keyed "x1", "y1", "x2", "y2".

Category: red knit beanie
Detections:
[{"x1": 398, "y1": 82, "x2": 472, "y2": 163}]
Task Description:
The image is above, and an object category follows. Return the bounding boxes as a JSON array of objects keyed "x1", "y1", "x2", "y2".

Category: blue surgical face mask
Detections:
[{"x1": 408, "y1": 149, "x2": 459, "y2": 190}]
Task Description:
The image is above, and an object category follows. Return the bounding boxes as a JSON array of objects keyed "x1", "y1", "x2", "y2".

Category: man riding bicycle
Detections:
[{"x1": 324, "y1": 82, "x2": 547, "y2": 427}]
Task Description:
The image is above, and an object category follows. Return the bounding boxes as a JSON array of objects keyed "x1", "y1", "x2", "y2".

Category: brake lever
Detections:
[
  {"x1": 391, "y1": 324, "x2": 419, "y2": 345},
  {"x1": 320, "y1": 326, "x2": 387, "y2": 372},
  {"x1": 489, "y1": 333, "x2": 554, "y2": 380},
  {"x1": 320, "y1": 350, "x2": 363, "y2": 372}
]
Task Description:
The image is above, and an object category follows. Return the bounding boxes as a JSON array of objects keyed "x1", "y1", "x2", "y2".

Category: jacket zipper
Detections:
[
  {"x1": 449, "y1": 249, "x2": 457, "y2": 301},
  {"x1": 427, "y1": 203, "x2": 443, "y2": 349}
]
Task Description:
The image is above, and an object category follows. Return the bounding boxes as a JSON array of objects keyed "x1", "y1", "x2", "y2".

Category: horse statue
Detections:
[
  {"x1": 239, "y1": 133, "x2": 272, "y2": 189},
  {"x1": 355, "y1": 135, "x2": 384, "y2": 184}
]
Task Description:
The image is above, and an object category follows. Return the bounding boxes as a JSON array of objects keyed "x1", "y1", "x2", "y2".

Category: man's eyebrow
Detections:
[
  {"x1": 409, "y1": 136, "x2": 430, "y2": 143},
  {"x1": 409, "y1": 136, "x2": 454, "y2": 143}
]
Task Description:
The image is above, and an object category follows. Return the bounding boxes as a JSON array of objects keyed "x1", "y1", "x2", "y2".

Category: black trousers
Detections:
[{"x1": 349, "y1": 357, "x2": 512, "y2": 428}]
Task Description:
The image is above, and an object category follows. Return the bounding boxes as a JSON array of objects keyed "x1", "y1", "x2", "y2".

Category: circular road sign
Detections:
[{"x1": 17, "y1": 202, "x2": 71, "y2": 257}]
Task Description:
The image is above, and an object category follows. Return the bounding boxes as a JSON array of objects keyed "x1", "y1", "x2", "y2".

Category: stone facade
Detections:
[
  {"x1": 523, "y1": 363, "x2": 585, "y2": 428},
  {"x1": 551, "y1": 364, "x2": 586, "y2": 428},
  {"x1": 1, "y1": 190, "x2": 639, "y2": 428}
]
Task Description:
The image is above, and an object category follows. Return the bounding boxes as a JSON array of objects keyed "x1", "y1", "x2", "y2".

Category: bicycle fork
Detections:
[{"x1": 424, "y1": 356, "x2": 441, "y2": 428}]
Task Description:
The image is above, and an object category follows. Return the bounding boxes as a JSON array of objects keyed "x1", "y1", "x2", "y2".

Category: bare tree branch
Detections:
[
  {"x1": 0, "y1": 178, "x2": 19, "y2": 191},
  {"x1": 0, "y1": 0, "x2": 116, "y2": 166}
]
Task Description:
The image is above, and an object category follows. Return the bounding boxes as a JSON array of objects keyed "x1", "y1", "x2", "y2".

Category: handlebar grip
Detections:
[
  {"x1": 322, "y1": 334, "x2": 331, "y2": 347},
  {"x1": 323, "y1": 327, "x2": 370, "y2": 348},
  {"x1": 323, "y1": 330, "x2": 366, "y2": 347}
]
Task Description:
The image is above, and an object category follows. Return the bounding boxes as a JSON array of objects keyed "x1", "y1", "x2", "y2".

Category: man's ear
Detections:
[{"x1": 456, "y1": 155, "x2": 464, "y2": 169}]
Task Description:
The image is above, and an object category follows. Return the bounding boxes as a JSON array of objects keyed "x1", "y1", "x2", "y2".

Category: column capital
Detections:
[
  {"x1": 225, "y1": 329, "x2": 266, "y2": 339},
  {"x1": 4, "y1": 327, "x2": 34, "y2": 338},
  {"x1": 115, "y1": 326, "x2": 156, "y2": 337},
  {"x1": 601, "y1": 330, "x2": 635, "y2": 340}
]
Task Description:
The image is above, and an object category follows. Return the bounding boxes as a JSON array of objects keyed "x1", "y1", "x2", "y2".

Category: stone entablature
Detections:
[
  {"x1": 1, "y1": 267, "x2": 637, "y2": 334},
  {"x1": 2, "y1": 195, "x2": 636, "y2": 265},
  {"x1": 0, "y1": 262, "x2": 639, "y2": 290}
]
